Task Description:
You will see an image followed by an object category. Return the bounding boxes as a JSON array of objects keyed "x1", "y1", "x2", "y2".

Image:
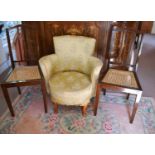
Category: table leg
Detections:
[
  {"x1": 41, "y1": 80, "x2": 47, "y2": 113},
  {"x1": 1, "y1": 85, "x2": 15, "y2": 117}
]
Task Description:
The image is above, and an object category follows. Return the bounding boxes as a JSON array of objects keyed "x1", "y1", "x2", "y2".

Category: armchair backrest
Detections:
[{"x1": 53, "y1": 35, "x2": 96, "y2": 58}]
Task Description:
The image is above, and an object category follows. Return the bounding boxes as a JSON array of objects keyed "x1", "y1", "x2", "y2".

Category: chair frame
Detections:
[
  {"x1": 94, "y1": 23, "x2": 144, "y2": 123},
  {"x1": 0, "y1": 24, "x2": 47, "y2": 117}
]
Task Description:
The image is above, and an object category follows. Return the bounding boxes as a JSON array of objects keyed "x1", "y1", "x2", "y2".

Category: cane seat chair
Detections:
[
  {"x1": 94, "y1": 23, "x2": 143, "y2": 123},
  {"x1": 0, "y1": 25, "x2": 47, "y2": 117},
  {"x1": 39, "y1": 35, "x2": 103, "y2": 116}
]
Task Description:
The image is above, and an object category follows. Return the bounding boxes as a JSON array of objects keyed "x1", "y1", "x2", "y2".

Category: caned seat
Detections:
[
  {"x1": 102, "y1": 69, "x2": 138, "y2": 88},
  {"x1": 7, "y1": 66, "x2": 41, "y2": 82}
]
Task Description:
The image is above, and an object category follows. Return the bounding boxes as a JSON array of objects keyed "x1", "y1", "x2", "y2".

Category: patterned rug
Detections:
[{"x1": 0, "y1": 86, "x2": 155, "y2": 134}]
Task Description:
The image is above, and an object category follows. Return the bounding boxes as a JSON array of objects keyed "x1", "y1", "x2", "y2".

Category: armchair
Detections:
[{"x1": 39, "y1": 35, "x2": 103, "y2": 116}]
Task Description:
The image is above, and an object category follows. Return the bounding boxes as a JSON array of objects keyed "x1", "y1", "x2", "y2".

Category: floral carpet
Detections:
[{"x1": 0, "y1": 86, "x2": 155, "y2": 134}]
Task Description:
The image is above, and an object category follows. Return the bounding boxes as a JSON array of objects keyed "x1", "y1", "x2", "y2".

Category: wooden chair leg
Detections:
[
  {"x1": 126, "y1": 93, "x2": 130, "y2": 100},
  {"x1": 81, "y1": 105, "x2": 87, "y2": 116},
  {"x1": 17, "y1": 87, "x2": 21, "y2": 95},
  {"x1": 102, "y1": 88, "x2": 106, "y2": 96},
  {"x1": 1, "y1": 85, "x2": 15, "y2": 117},
  {"x1": 53, "y1": 103, "x2": 58, "y2": 114},
  {"x1": 41, "y1": 80, "x2": 48, "y2": 113},
  {"x1": 130, "y1": 92, "x2": 142, "y2": 123},
  {"x1": 94, "y1": 84, "x2": 101, "y2": 116}
]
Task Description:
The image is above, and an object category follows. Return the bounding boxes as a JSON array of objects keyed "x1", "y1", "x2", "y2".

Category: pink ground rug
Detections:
[{"x1": 0, "y1": 86, "x2": 155, "y2": 134}]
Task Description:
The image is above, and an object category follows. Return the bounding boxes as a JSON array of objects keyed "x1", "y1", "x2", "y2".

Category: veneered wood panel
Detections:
[
  {"x1": 22, "y1": 21, "x2": 153, "y2": 63},
  {"x1": 140, "y1": 21, "x2": 153, "y2": 33},
  {"x1": 22, "y1": 21, "x2": 112, "y2": 61}
]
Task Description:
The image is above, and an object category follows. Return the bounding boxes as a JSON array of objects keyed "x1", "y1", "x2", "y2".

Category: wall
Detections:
[
  {"x1": 0, "y1": 21, "x2": 20, "y2": 75},
  {"x1": 22, "y1": 21, "x2": 112, "y2": 61},
  {"x1": 151, "y1": 21, "x2": 155, "y2": 34},
  {"x1": 0, "y1": 32, "x2": 9, "y2": 75},
  {"x1": 22, "y1": 21, "x2": 153, "y2": 63}
]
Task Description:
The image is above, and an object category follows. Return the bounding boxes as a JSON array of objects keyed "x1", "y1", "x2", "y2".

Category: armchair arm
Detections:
[
  {"x1": 39, "y1": 54, "x2": 58, "y2": 93},
  {"x1": 88, "y1": 57, "x2": 103, "y2": 97}
]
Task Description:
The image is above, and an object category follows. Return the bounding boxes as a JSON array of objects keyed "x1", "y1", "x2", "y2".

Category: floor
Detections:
[
  {"x1": 0, "y1": 34, "x2": 155, "y2": 116},
  {"x1": 1, "y1": 86, "x2": 155, "y2": 133}
]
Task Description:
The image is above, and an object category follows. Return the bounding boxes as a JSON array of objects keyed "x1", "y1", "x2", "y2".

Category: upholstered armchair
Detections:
[{"x1": 39, "y1": 35, "x2": 103, "y2": 116}]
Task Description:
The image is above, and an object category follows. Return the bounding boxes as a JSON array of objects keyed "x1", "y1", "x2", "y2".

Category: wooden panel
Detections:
[
  {"x1": 22, "y1": 21, "x2": 152, "y2": 63},
  {"x1": 42, "y1": 21, "x2": 111, "y2": 58},
  {"x1": 22, "y1": 21, "x2": 112, "y2": 61},
  {"x1": 140, "y1": 21, "x2": 153, "y2": 33},
  {"x1": 116, "y1": 21, "x2": 140, "y2": 30}
]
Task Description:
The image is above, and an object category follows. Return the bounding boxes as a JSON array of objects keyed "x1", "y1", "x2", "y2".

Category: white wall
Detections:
[
  {"x1": 151, "y1": 21, "x2": 155, "y2": 34},
  {"x1": 0, "y1": 33, "x2": 10, "y2": 74},
  {"x1": 0, "y1": 38, "x2": 7, "y2": 65}
]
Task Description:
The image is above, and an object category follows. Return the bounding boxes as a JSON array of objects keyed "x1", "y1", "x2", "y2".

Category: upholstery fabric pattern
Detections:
[
  {"x1": 39, "y1": 55, "x2": 58, "y2": 93},
  {"x1": 49, "y1": 71, "x2": 91, "y2": 106},
  {"x1": 39, "y1": 35, "x2": 103, "y2": 106},
  {"x1": 53, "y1": 35, "x2": 96, "y2": 56}
]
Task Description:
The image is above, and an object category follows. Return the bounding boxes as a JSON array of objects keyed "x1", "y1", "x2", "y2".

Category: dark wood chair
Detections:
[
  {"x1": 94, "y1": 23, "x2": 144, "y2": 123},
  {"x1": 0, "y1": 24, "x2": 47, "y2": 117}
]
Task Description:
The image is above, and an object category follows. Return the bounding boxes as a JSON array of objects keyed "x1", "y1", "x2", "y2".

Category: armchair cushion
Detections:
[{"x1": 49, "y1": 71, "x2": 92, "y2": 106}]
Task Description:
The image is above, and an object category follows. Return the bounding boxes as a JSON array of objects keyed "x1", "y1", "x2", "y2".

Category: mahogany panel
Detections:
[
  {"x1": 140, "y1": 21, "x2": 153, "y2": 33},
  {"x1": 22, "y1": 21, "x2": 112, "y2": 61},
  {"x1": 22, "y1": 21, "x2": 153, "y2": 63}
]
